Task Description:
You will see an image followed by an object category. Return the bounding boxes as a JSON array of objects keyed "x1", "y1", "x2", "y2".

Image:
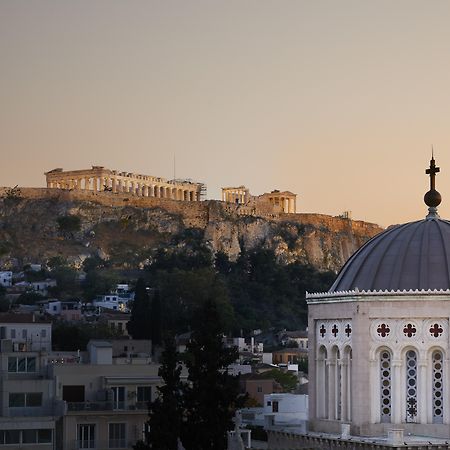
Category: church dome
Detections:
[{"x1": 330, "y1": 216, "x2": 450, "y2": 292}]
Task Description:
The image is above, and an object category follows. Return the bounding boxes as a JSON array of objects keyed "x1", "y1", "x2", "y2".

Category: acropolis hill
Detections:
[{"x1": 0, "y1": 168, "x2": 383, "y2": 272}]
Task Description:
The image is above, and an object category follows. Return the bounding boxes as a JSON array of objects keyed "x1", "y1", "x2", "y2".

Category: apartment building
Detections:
[{"x1": 0, "y1": 313, "x2": 167, "y2": 450}]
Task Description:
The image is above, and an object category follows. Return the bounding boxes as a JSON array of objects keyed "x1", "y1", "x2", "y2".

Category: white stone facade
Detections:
[{"x1": 307, "y1": 290, "x2": 450, "y2": 438}]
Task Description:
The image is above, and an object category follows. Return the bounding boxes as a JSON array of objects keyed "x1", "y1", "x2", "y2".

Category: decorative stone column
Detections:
[
  {"x1": 418, "y1": 359, "x2": 427, "y2": 424},
  {"x1": 392, "y1": 359, "x2": 402, "y2": 424},
  {"x1": 327, "y1": 359, "x2": 336, "y2": 420}
]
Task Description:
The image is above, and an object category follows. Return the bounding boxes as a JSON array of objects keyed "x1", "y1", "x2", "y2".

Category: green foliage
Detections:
[
  {"x1": 16, "y1": 291, "x2": 46, "y2": 305},
  {"x1": 217, "y1": 249, "x2": 334, "y2": 332},
  {"x1": 82, "y1": 267, "x2": 118, "y2": 301},
  {"x1": 23, "y1": 268, "x2": 48, "y2": 282},
  {"x1": 0, "y1": 298, "x2": 10, "y2": 312},
  {"x1": 137, "y1": 337, "x2": 184, "y2": 450},
  {"x1": 140, "y1": 301, "x2": 243, "y2": 450},
  {"x1": 144, "y1": 242, "x2": 333, "y2": 334},
  {"x1": 127, "y1": 278, "x2": 152, "y2": 340},
  {"x1": 45, "y1": 257, "x2": 80, "y2": 299},
  {"x1": 0, "y1": 287, "x2": 9, "y2": 312},
  {"x1": 261, "y1": 369, "x2": 298, "y2": 392},
  {"x1": 52, "y1": 321, "x2": 120, "y2": 351},
  {"x1": 155, "y1": 268, "x2": 234, "y2": 335},
  {"x1": 298, "y1": 358, "x2": 308, "y2": 374},
  {"x1": 56, "y1": 214, "x2": 82, "y2": 235},
  {"x1": 0, "y1": 241, "x2": 12, "y2": 257},
  {"x1": 1, "y1": 185, "x2": 22, "y2": 204},
  {"x1": 181, "y1": 299, "x2": 243, "y2": 450}
]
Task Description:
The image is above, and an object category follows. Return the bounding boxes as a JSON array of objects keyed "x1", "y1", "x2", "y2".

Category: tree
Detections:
[
  {"x1": 135, "y1": 337, "x2": 185, "y2": 450},
  {"x1": 56, "y1": 214, "x2": 81, "y2": 236},
  {"x1": 181, "y1": 299, "x2": 242, "y2": 450},
  {"x1": 150, "y1": 290, "x2": 162, "y2": 349},
  {"x1": 16, "y1": 291, "x2": 45, "y2": 305},
  {"x1": 127, "y1": 278, "x2": 152, "y2": 339},
  {"x1": 0, "y1": 286, "x2": 9, "y2": 312}
]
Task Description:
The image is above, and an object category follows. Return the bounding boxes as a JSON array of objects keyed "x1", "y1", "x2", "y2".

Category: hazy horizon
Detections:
[{"x1": 2, "y1": 1, "x2": 450, "y2": 227}]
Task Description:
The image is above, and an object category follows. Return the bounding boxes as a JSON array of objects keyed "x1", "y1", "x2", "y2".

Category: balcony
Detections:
[
  {"x1": 70, "y1": 439, "x2": 135, "y2": 449},
  {"x1": 66, "y1": 401, "x2": 148, "y2": 413}
]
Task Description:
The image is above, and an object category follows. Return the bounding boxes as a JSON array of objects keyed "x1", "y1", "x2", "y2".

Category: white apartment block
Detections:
[
  {"x1": 0, "y1": 313, "x2": 171, "y2": 450},
  {"x1": 0, "y1": 271, "x2": 12, "y2": 287}
]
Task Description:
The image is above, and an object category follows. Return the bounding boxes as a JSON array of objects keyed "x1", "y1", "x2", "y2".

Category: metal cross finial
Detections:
[{"x1": 426, "y1": 154, "x2": 440, "y2": 191}]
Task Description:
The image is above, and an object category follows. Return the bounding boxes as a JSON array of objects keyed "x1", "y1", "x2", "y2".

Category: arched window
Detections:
[
  {"x1": 380, "y1": 350, "x2": 392, "y2": 423},
  {"x1": 405, "y1": 350, "x2": 418, "y2": 423},
  {"x1": 432, "y1": 350, "x2": 444, "y2": 424},
  {"x1": 316, "y1": 346, "x2": 327, "y2": 419}
]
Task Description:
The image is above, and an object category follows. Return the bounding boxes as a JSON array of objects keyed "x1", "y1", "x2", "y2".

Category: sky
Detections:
[{"x1": 2, "y1": 1, "x2": 450, "y2": 227}]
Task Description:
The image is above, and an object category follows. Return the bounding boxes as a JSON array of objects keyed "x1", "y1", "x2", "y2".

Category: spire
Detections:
[{"x1": 424, "y1": 152, "x2": 441, "y2": 219}]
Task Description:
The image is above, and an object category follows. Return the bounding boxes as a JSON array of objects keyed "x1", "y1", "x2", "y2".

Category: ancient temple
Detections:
[{"x1": 44, "y1": 166, "x2": 205, "y2": 201}]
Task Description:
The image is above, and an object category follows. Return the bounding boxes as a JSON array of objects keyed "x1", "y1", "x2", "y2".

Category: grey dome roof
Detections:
[{"x1": 330, "y1": 217, "x2": 450, "y2": 292}]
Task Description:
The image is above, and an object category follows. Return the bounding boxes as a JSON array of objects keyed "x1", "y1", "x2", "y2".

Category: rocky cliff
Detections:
[{"x1": 0, "y1": 188, "x2": 383, "y2": 272}]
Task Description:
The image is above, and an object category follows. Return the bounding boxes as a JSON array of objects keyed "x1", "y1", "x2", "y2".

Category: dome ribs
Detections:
[
  {"x1": 330, "y1": 224, "x2": 407, "y2": 292},
  {"x1": 389, "y1": 221, "x2": 422, "y2": 290},
  {"x1": 418, "y1": 219, "x2": 430, "y2": 290},
  {"x1": 328, "y1": 218, "x2": 450, "y2": 293},
  {"x1": 433, "y1": 219, "x2": 450, "y2": 290}
]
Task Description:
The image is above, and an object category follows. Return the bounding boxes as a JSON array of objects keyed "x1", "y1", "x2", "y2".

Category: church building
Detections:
[{"x1": 307, "y1": 156, "x2": 450, "y2": 439}]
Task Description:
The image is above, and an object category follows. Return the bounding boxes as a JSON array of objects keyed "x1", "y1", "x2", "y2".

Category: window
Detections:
[
  {"x1": 111, "y1": 387, "x2": 125, "y2": 409},
  {"x1": 380, "y1": 350, "x2": 392, "y2": 423},
  {"x1": 257, "y1": 386, "x2": 262, "y2": 393},
  {"x1": 0, "y1": 429, "x2": 50, "y2": 445},
  {"x1": 109, "y1": 423, "x2": 126, "y2": 448},
  {"x1": 432, "y1": 351, "x2": 444, "y2": 423},
  {"x1": 78, "y1": 424, "x2": 95, "y2": 449},
  {"x1": 41, "y1": 329, "x2": 47, "y2": 338},
  {"x1": 4, "y1": 430, "x2": 20, "y2": 444},
  {"x1": 405, "y1": 350, "x2": 418, "y2": 422},
  {"x1": 9, "y1": 392, "x2": 42, "y2": 407},
  {"x1": 22, "y1": 329, "x2": 27, "y2": 339},
  {"x1": 272, "y1": 401, "x2": 279, "y2": 413},
  {"x1": 7, "y1": 357, "x2": 36, "y2": 373},
  {"x1": 137, "y1": 386, "x2": 151, "y2": 403},
  {"x1": 10, "y1": 329, "x2": 16, "y2": 339}
]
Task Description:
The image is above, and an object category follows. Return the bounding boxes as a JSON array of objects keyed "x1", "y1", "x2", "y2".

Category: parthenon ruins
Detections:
[
  {"x1": 45, "y1": 166, "x2": 205, "y2": 201},
  {"x1": 222, "y1": 186, "x2": 297, "y2": 213}
]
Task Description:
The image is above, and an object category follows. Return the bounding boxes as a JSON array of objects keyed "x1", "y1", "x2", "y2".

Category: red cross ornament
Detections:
[
  {"x1": 377, "y1": 323, "x2": 390, "y2": 337},
  {"x1": 403, "y1": 323, "x2": 416, "y2": 337},
  {"x1": 430, "y1": 323, "x2": 443, "y2": 338},
  {"x1": 319, "y1": 324, "x2": 326, "y2": 337},
  {"x1": 331, "y1": 324, "x2": 339, "y2": 337}
]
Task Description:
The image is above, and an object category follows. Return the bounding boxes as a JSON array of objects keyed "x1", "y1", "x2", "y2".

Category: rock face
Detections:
[{"x1": 0, "y1": 188, "x2": 383, "y2": 272}]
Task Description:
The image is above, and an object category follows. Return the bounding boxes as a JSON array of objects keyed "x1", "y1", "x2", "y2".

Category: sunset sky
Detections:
[{"x1": 2, "y1": 1, "x2": 450, "y2": 227}]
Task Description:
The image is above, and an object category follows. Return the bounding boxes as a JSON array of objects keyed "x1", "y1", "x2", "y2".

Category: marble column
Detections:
[
  {"x1": 327, "y1": 359, "x2": 336, "y2": 420},
  {"x1": 418, "y1": 359, "x2": 427, "y2": 424},
  {"x1": 392, "y1": 360, "x2": 402, "y2": 424}
]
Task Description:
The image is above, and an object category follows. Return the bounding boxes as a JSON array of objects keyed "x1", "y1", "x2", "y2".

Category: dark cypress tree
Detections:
[
  {"x1": 150, "y1": 290, "x2": 162, "y2": 349},
  {"x1": 134, "y1": 337, "x2": 184, "y2": 450},
  {"x1": 181, "y1": 299, "x2": 242, "y2": 450},
  {"x1": 127, "y1": 278, "x2": 151, "y2": 339}
]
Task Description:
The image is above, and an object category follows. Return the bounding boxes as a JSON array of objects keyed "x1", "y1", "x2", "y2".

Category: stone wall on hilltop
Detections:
[{"x1": 0, "y1": 187, "x2": 383, "y2": 272}]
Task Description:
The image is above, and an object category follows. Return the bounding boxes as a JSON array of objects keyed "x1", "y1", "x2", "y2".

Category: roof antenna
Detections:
[{"x1": 173, "y1": 153, "x2": 176, "y2": 180}]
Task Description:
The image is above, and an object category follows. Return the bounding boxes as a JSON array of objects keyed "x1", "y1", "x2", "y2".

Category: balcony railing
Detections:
[
  {"x1": 71, "y1": 439, "x2": 135, "y2": 449},
  {"x1": 67, "y1": 401, "x2": 148, "y2": 412}
]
